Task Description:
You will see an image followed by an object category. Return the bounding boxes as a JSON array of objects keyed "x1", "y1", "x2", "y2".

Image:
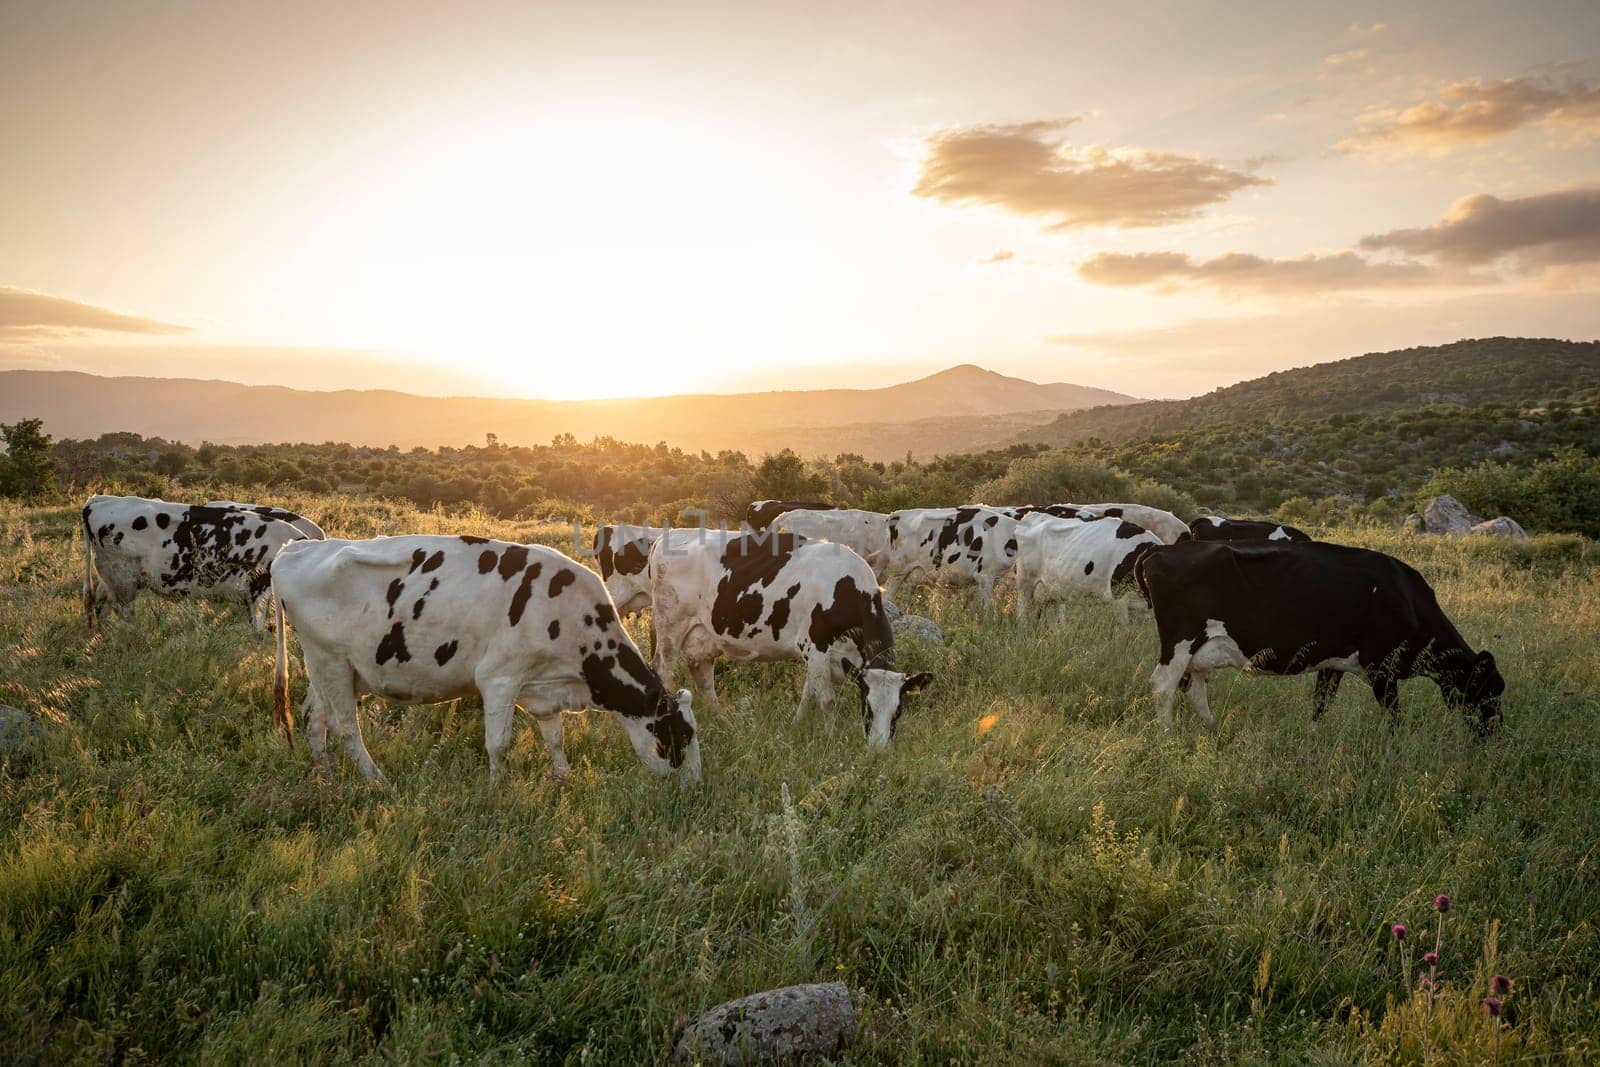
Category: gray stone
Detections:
[
  {"x1": 675, "y1": 982, "x2": 858, "y2": 1065},
  {"x1": 893, "y1": 614, "x2": 945, "y2": 644},
  {"x1": 1423, "y1": 495, "x2": 1481, "y2": 536},
  {"x1": 0, "y1": 705, "x2": 43, "y2": 756},
  {"x1": 1402, "y1": 513, "x2": 1425, "y2": 535},
  {"x1": 881, "y1": 597, "x2": 902, "y2": 623},
  {"x1": 1470, "y1": 516, "x2": 1528, "y2": 540}
]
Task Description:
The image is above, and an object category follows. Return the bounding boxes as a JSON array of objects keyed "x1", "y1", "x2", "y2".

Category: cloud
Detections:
[
  {"x1": 978, "y1": 249, "x2": 1015, "y2": 264},
  {"x1": 912, "y1": 118, "x2": 1270, "y2": 229},
  {"x1": 1359, "y1": 186, "x2": 1600, "y2": 270},
  {"x1": 1348, "y1": 21, "x2": 1386, "y2": 34},
  {"x1": 1340, "y1": 76, "x2": 1600, "y2": 152},
  {"x1": 1321, "y1": 48, "x2": 1373, "y2": 74},
  {"x1": 1077, "y1": 250, "x2": 1439, "y2": 295},
  {"x1": 0, "y1": 286, "x2": 189, "y2": 342}
]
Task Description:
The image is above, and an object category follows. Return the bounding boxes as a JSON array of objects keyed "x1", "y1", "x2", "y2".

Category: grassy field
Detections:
[{"x1": 2, "y1": 494, "x2": 1598, "y2": 1063}]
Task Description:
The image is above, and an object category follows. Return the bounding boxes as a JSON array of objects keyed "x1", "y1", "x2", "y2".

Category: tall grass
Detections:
[{"x1": 1, "y1": 496, "x2": 1597, "y2": 1063}]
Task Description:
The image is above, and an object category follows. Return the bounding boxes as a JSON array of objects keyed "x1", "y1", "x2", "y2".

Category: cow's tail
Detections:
[
  {"x1": 80, "y1": 508, "x2": 97, "y2": 624},
  {"x1": 1133, "y1": 545, "x2": 1160, "y2": 608},
  {"x1": 271, "y1": 570, "x2": 295, "y2": 748}
]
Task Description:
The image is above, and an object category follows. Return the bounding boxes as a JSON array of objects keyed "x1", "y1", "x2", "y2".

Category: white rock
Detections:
[
  {"x1": 675, "y1": 982, "x2": 857, "y2": 1065},
  {"x1": 893, "y1": 615, "x2": 945, "y2": 644},
  {"x1": 1423, "y1": 495, "x2": 1481, "y2": 536},
  {"x1": 1470, "y1": 516, "x2": 1528, "y2": 540}
]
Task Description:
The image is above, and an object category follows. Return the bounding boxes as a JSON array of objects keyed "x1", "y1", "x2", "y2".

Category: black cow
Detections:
[
  {"x1": 1191, "y1": 516, "x2": 1311, "y2": 542},
  {"x1": 1136, "y1": 541, "x2": 1503, "y2": 734},
  {"x1": 745, "y1": 499, "x2": 830, "y2": 530}
]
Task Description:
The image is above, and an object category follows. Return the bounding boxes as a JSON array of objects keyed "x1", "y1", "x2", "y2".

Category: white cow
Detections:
[
  {"x1": 205, "y1": 500, "x2": 326, "y2": 541},
  {"x1": 882, "y1": 506, "x2": 1020, "y2": 606},
  {"x1": 81, "y1": 494, "x2": 308, "y2": 631},
  {"x1": 270, "y1": 534, "x2": 701, "y2": 786},
  {"x1": 772, "y1": 508, "x2": 891, "y2": 577},
  {"x1": 1015, "y1": 515, "x2": 1164, "y2": 624},
  {"x1": 650, "y1": 532, "x2": 932, "y2": 748},
  {"x1": 1080, "y1": 503, "x2": 1191, "y2": 545}
]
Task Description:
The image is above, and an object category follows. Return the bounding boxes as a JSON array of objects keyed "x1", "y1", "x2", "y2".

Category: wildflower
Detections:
[
  {"x1": 1482, "y1": 996, "x2": 1503, "y2": 1017},
  {"x1": 1423, "y1": 951, "x2": 1439, "y2": 966},
  {"x1": 1491, "y1": 974, "x2": 1511, "y2": 996},
  {"x1": 1418, "y1": 977, "x2": 1437, "y2": 992},
  {"x1": 1391, "y1": 923, "x2": 1408, "y2": 941},
  {"x1": 1434, "y1": 894, "x2": 1452, "y2": 913}
]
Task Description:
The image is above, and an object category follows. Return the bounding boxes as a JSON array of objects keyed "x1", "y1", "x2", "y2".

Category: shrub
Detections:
[{"x1": 1421, "y1": 447, "x2": 1600, "y2": 537}]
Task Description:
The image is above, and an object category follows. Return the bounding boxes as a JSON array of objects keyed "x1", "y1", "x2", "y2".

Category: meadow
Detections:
[{"x1": 2, "y1": 493, "x2": 1598, "y2": 1064}]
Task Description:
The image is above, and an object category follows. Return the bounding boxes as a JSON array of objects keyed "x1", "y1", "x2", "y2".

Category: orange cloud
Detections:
[
  {"x1": 0, "y1": 286, "x2": 189, "y2": 342},
  {"x1": 913, "y1": 118, "x2": 1270, "y2": 230},
  {"x1": 1359, "y1": 186, "x2": 1600, "y2": 269},
  {"x1": 1340, "y1": 76, "x2": 1600, "y2": 153},
  {"x1": 1077, "y1": 250, "x2": 1439, "y2": 295}
]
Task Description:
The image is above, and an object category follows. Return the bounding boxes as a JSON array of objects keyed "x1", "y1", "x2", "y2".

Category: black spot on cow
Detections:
[
  {"x1": 710, "y1": 533, "x2": 801, "y2": 638},
  {"x1": 376, "y1": 621, "x2": 411, "y2": 665},
  {"x1": 969, "y1": 536, "x2": 983, "y2": 553},
  {"x1": 548, "y1": 620, "x2": 560, "y2": 639},
  {"x1": 412, "y1": 597, "x2": 427, "y2": 620},
  {"x1": 459, "y1": 534, "x2": 490, "y2": 544},
  {"x1": 548, "y1": 569, "x2": 576, "y2": 597},
  {"x1": 235, "y1": 529, "x2": 250, "y2": 546},
  {"x1": 767, "y1": 581, "x2": 802, "y2": 640},
  {"x1": 1115, "y1": 521, "x2": 1146, "y2": 540},
  {"x1": 97, "y1": 523, "x2": 114, "y2": 542},
  {"x1": 254, "y1": 524, "x2": 267, "y2": 539},
  {"x1": 984, "y1": 515, "x2": 998, "y2": 528},
  {"x1": 1104, "y1": 508, "x2": 1123, "y2": 517},
  {"x1": 1004, "y1": 537, "x2": 1018, "y2": 556},
  {"x1": 386, "y1": 578, "x2": 405, "y2": 616},
  {"x1": 131, "y1": 515, "x2": 148, "y2": 530},
  {"x1": 508, "y1": 561, "x2": 545, "y2": 626},
  {"x1": 113, "y1": 532, "x2": 124, "y2": 544},
  {"x1": 808, "y1": 574, "x2": 894, "y2": 669},
  {"x1": 156, "y1": 513, "x2": 170, "y2": 529},
  {"x1": 408, "y1": 548, "x2": 427, "y2": 572},
  {"x1": 606, "y1": 638, "x2": 617, "y2": 649},
  {"x1": 1084, "y1": 560, "x2": 1095, "y2": 575},
  {"x1": 434, "y1": 639, "x2": 459, "y2": 665},
  {"x1": 593, "y1": 603, "x2": 617, "y2": 632},
  {"x1": 1112, "y1": 541, "x2": 1159, "y2": 589},
  {"x1": 420, "y1": 550, "x2": 445, "y2": 573},
  {"x1": 478, "y1": 550, "x2": 497, "y2": 573},
  {"x1": 497, "y1": 545, "x2": 528, "y2": 581}
]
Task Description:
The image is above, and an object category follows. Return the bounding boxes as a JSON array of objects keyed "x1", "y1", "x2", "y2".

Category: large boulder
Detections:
[
  {"x1": 1422, "y1": 495, "x2": 1481, "y2": 536},
  {"x1": 675, "y1": 982, "x2": 858, "y2": 1064},
  {"x1": 1470, "y1": 516, "x2": 1528, "y2": 541},
  {"x1": 893, "y1": 614, "x2": 946, "y2": 644}
]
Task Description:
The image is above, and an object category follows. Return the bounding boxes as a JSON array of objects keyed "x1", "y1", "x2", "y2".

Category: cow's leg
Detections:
[
  {"x1": 688, "y1": 658, "x2": 719, "y2": 716},
  {"x1": 1183, "y1": 669, "x2": 1219, "y2": 731},
  {"x1": 479, "y1": 678, "x2": 521, "y2": 788},
  {"x1": 1150, "y1": 640, "x2": 1193, "y2": 734},
  {"x1": 976, "y1": 575, "x2": 996, "y2": 609},
  {"x1": 1115, "y1": 594, "x2": 1131, "y2": 626},
  {"x1": 1369, "y1": 673, "x2": 1400, "y2": 726},
  {"x1": 304, "y1": 654, "x2": 383, "y2": 782},
  {"x1": 534, "y1": 713, "x2": 570, "y2": 780},
  {"x1": 1311, "y1": 670, "x2": 1343, "y2": 728},
  {"x1": 1015, "y1": 577, "x2": 1032, "y2": 620}
]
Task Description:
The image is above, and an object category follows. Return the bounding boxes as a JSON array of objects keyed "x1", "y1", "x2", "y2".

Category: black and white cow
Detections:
[
  {"x1": 205, "y1": 500, "x2": 326, "y2": 541},
  {"x1": 1191, "y1": 516, "x2": 1311, "y2": 542},
  {"x1": 1014, "y1": 515, "x2": 1164, "y2": 623},
  {"x1": 771, "y1": 508, "x2": 892, "y2": 577},
  {"x1": 1079, "y1": 503, "x2": 1191, "y2": 545},
  {"x1": 745, "y1": 500, "x2": 830, "y2": 530},
  {"x1": 1136, "y1": 541, "x2": 1504, "y2": 734},
  {"x1": 81, "y1": 494, "x2": 308, "y2": 631},
  {"x1": 270, "y1": 535, "x2": 700, "y2": 785},
  {"x1": 650, "y1": 532, "x2": 932, "y2": 747},
  {"x1": 593, "y1": 523, "x2": 664, "y2": 615},
  {"x1": 882, "y1": 506, "x2": 1020, "y2": 606}
]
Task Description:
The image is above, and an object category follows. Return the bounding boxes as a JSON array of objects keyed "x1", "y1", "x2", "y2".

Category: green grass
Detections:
[{"x1": 2, "y1": 497, "x2": 1598, "y2": 1063}]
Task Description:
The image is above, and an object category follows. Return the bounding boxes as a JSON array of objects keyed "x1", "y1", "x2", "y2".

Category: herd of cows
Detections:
[{"x1": 76, "y1": 492, "x2": 1506, "y2": 787}]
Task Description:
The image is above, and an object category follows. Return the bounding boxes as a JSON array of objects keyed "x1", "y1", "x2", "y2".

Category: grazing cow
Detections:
[
  {"x1": 270, "y1": 535, "x2": 700, "y2": 785},
  {"x1": 205, "y1": 500, "x2": 326, "y2": 541},
  {"x1": 81, "y1": 494, "x2": 308, "y2": 630},
  {"x1": 593, "y1": 523, "x2": 664, "y2": 615},
  {"x1": 1191, "y1": 516, "x2": 1310, "y2": 542},
  {"x1": 746, "y1": 500, "x2": 829, "y2": 530},
  {"x1": 1014, "y1": 515, "x2": 1163, "y2": 623},
  {"x1": 772, "y1": 508, "x2": 892, "y2": 576},
  {"x1": 882, "y1": 506, "x2": 1020, "y2": 606},
  {"x1": 650, "y1": 532, "x2": 932, "y2": 747},
  {"x1": 1081, "y1": 503, "x2": 1191, "y2": 545},
  {"x1": 1136, "y1": 541, "x2": 1504, "y2": 734}
]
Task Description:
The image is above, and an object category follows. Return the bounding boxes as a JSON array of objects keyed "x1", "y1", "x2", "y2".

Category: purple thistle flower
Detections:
[
  {"x1": 1491, "y1": 974, "x2": 1511, "y2": 996},
  {"x1": 1391, "y1": 923, "x2": 1408, "y2": 941},
  {"x1": 1418, "y1": 976, "x2": 1437, "y2": 993},
  {"x1": 1423, "y1": 951, "x2": 1439, "y2": 966},
  {"x1": 1482, "y1": 996, "x2": 1503, "y2": 1017},
  {"x1": 1434, "y1": 894, "x2": 1452, "y2": 913}
]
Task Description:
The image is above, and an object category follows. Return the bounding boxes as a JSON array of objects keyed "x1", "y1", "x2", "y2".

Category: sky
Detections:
[{"x1": 3, "y1": 0, "x2": 1599, "y2": 401}]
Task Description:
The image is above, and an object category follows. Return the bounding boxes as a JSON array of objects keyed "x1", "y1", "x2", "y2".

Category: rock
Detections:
[
  {"x1": 881, "y1": 597, "x2": 902, "y2": 623},
  {"x1": 1422, "y1": 495, "x2": 1481, "y2": 536},
  {"x1": 675, "y1": 982, "x2": 858, "y2": 1065},
  {"x1": 1491, "y1": 440, "x2": 1517, "y2": 457},
  {"x1": 1402, "y1": 513, "x2": 1424, "y2": 535},
  {"x1": 0, "y1": 705, "x2": 43, "y2": 757},
  {"x1": 893, "y1": 614, "x2": 945, "y2": 644},
  {"x1": 1470, "y1": 516, "x2": 1528, "y2": 540}
]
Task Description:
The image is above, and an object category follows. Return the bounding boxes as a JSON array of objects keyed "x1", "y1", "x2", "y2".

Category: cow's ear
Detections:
[{"x1": 902, "y1": 671, "x2": 934, "y2": 693}]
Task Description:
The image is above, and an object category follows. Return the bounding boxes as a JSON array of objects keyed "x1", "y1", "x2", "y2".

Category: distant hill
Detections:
[
  {"x1": 1016, "y1": 337, "x2": 1600, "y2": 447},
  {"x1": 0, "y1": 364, "x2": 1134, "y2": 460}
]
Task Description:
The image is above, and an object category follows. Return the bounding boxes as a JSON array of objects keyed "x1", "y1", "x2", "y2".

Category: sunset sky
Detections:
[{"x1": 3, "y1": 0, "x2": 1599, "y2": 400}]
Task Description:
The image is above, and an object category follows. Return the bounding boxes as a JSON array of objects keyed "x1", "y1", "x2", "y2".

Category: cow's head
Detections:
[
  {"x1": 856, "y1": 668, "x2": 934, "y2": 750},
  {"x1": 637, "y1": 688, "x2": 701, "y2": 782},
  {"x1": 1440, "y1": 649, "x2": 1504, "y2": 735}
]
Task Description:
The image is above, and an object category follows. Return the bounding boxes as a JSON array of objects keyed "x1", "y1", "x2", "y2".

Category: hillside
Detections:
[
  {"x1": 0, "y1": 365, "x2": 1134, "y2": 460},
  {"x1": 1018, "y1": 337, "x2": 1600, "y2": 446}
]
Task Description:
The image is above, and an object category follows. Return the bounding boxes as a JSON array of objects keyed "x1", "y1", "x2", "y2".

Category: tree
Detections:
[
  {"x1": 753, "y1": 450, "x2": 829, "y2": 501},
  {"x1": 0, "y1": 418, "x2": 57, "y2": 500}
]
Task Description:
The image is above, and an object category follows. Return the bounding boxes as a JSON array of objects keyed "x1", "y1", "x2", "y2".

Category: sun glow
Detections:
[{"x1": 270, "y1": 110, "x2": 860, "y2": 398}]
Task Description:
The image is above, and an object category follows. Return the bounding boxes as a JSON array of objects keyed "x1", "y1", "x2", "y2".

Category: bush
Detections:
[
  {"x1": 972, "y1": 452, "x2": 1132, "y2": 506},
  {"x1": 1421, "y1": 447, "x2": 1600, "y2": 537}
]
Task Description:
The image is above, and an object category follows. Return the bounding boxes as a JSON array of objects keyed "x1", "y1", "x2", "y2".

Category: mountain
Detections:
[
  {"x1": 1015, "y1": 337, "x2": 1600, "y2": 447},
  {"x1": 0, "y1": 364, "x2": 1136, "y2": 460}
]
